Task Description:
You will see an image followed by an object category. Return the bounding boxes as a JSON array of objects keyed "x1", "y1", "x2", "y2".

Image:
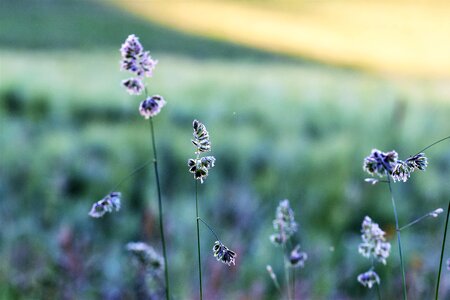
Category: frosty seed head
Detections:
[
  {"x1": 357, "y1": 269, "x2": 380, "y2": 288},
  {"x1": 139, "y1": 95, "x2": 166, "y2": 119},
  {"x1": 89, "y1": 192, "x2": 121, "y2": 218},
  {"x1": 212, "y1": 241, "x2": 236, "y2": 266}
]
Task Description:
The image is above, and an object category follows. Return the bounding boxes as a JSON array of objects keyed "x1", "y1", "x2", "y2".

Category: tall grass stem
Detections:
[
  {"x1": 387, "y1": 175, "x2": 407, "y2": 300},
  {"x1": 376, "y1": 283, "x2": 381, "y2": 300},
  {"x1": 197, "y1": 217, "x2": 220, "y2": 242},
  {"x1": 435, "y1": 200, "x2": 450, "y2": 300},
  {"x1": 292, "y1": 268, "x2": 296, "y2": 299},
  {"x1": 398, "y1": 212, "x2": 436, "y2": 231},
  {"x1": 195, "y1": 181, "x2": 203, "y2": 300},
  {"x1": 282, "y1": 245, "x2": 291, "y2": 300},
  {"x1": 371, "y1": 258, "x2": 381, "y2": 300},
  {"x1": 268, "y1": 266, "x2": 282, "y2": 293},
  {"x1": 111, "y1": 160, "x2": 152, "y2": 192},
  {"x1": 415, "y1": 135, "x2": 450, "y2": 155},
  {"x1": 149, "y1": 118, "x2": 170, "y2": 300}
]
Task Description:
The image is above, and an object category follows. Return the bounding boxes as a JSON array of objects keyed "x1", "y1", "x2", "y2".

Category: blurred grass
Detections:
[
  {"x1": 112, "y1": 0, "x2": 450, "y2": 77},
  {"x1": 1, "y1": 49, "x2": 450, "y2": 299},
  {"x1": 0, "y1": 0, "x2": 301, "y2": 63}
]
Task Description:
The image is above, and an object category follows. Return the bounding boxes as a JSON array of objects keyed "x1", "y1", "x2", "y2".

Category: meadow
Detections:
[{"x1": 1, "y1": 0, "x2": 450, "y2": 299}]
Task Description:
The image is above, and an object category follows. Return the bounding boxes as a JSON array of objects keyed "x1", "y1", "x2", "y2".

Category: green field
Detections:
[
  {"x1": 1, "y1": 0, "x2": 450, "y2": 299},
  {"x1": 2, "y1": 49, "x2": 450, "y2": 299}
]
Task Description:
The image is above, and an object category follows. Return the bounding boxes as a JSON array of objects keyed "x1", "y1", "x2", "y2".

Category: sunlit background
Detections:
[{"x1": 1, "y1": 0, "x2": 450, "y2": 299}]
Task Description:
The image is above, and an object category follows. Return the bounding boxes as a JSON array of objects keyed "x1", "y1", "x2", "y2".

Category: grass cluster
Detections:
[{"x1": 1, "y1": 48, "x2": 449, "y2": 298}]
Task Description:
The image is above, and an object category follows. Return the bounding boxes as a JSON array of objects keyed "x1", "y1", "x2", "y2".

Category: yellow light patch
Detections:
[{"x1": 110, "y1": 0, "x2": 450, "y2": 77}]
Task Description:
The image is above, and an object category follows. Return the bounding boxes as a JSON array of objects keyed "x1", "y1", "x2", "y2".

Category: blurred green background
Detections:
[{"x1": 1, "y1": 0, "x2": 450, "y2": 299}]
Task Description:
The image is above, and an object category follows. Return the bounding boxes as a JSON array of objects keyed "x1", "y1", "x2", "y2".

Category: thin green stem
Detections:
[
  {"x1": 371, "y1": 259, "x2": 381, "y2": 300},
  {"x1": 435, "y1": 201, "x2": 449, "y2": 300},
  {"x1": 195, "y1": 181, "x2": 203, "y2": 300},
  {"x1": 148, "y1": 118, "x2": 170, "y2": 300},
  {"x1": 292, "y1": 267, "x2": 296, "y2": 299},
  {"x1": 282, "y1": 244, "x2": 291, "y2": 300},
  {"x1": 197, "y1": 217, "x2": 220, "y2": 242},
  {"x1": 267, "y1": 265, "x2": 282, "y2": 293},
  {"x1": 414, "y1": 135, "x2": 450, "y2": 156},
  {"x1": 376, "y1": 283, "x2": 382, "y2": 300},
  {"x1": 272, "y1": 277, "x2": 281, "y2": 293},
  {"x1": 287, "y1": 239, "x2": 295, "y2": 299},
  {"x1": 110, "y1": 159, "x2": 153, "y2": 192},
  {"x1": 387, "y1": 175, "x2": 407, "y2": 300},
  {"x1": 398, "y1": 211, "x2": 438, "y2": 231}
]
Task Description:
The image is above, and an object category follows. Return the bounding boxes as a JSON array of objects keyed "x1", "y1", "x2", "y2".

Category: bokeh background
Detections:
[{"x1": 1, "y1": 0, "x2": 450, "y2": 299}]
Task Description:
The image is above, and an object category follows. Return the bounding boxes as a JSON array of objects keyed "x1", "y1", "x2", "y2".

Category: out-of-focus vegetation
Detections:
[
  {"x1": 0, "y1": 0, "x2": 291, "y2": 61},
  {"x1": 1, "y1": 0, "x2": 450, "y2": 299},
  {"x1": 112, "y1": 0, "x2": 450, "y2": 76}
]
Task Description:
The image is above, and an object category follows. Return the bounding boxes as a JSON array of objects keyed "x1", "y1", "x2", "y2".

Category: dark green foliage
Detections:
[{"x1": 0, "y1": 0, "x2": 302, "y2": 63}]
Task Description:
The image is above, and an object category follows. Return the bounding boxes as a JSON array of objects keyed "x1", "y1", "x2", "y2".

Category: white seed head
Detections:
[
  {"x1": 430, "y1": 208, "x2": 444, "y2": 218},
  {"x1": 364, "y1": 178, "x2": 379, "y2": 185}
]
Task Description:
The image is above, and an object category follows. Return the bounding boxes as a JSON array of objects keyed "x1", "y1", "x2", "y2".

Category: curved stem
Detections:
[
  {"x1": 149, "y1": 118, "x2": 170, "y2": 300},
  {"x1": 197, "y1": 217, "x2": 220, "y2": 242},
  {"x1": 110, "y1": 160, "x2": 153, "y2": 192},
  {"x1": 414, "y1": 135, "x2": 450, "y2": 156},
  {"x1": 435, "y1": 201, "x2": 450, "y2": 300},
  {"x1": 387, "y1": 175, "x2": 407, "y2": 300},
  {"x1": 195, "y1": 181, "x2": 203, "y2": 300}
]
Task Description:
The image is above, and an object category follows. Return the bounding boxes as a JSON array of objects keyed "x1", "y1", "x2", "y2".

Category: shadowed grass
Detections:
[{"x1": 0, "y1": 0, "x2": 303, "y2": 63}]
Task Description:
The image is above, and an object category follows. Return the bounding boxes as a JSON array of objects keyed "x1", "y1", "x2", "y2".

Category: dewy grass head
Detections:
[{"x1": 188, "y1": 120, "x2": 216, "y2": 183}]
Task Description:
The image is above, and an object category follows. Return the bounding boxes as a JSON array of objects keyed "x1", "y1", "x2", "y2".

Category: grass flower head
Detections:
[
  {"x1": 357, "y1": 269, "x2": 380, "y2": 288},
  {"x1": 270, "y1": 199, "x2": 298, "y2": 246},
  {"x1": 120, "y1": 34, "x2": 143, "y2": 61},
  {"x1": 364, "y1": 149, "x2": 428, "y2": 183},
  {"x1": 289, "y1": 245, "x2": 308, "y2": 268},
  {"x1": 391, "y1": 160, "x2": 411, "y2": 182},
  {"x1": 405, "y1": 153, "x2": 428, "y2": 171},
  {"x1": 188, "y1": 120, "x2": 215, "y2": 183},
  {"x1": 212, "y1": 241, "x2": 236, "y2": 266},
  {"x1": 139, "y1": 95, "x2": 166, "y2": 119},
  {"x1": 364, "y1": 178, "x2": 379, "y2": 185},
  {"x1": 391, "y1": 153, "x2": 428, "y2": 182},
  {"x1": 120, "y1": 34, "x2": 157, "y2": 77},
  {"x1": 89, "y1": 192, "x2": 121, "y2": 218},
  {"x1": 188, "y1": 156, "x2": 216, "y2": 183},
  {"x1": 358, "y1": 216, "x2": 391, "y2": 265},
  {"x1": 430, "y1": 208, "x2": 444, "y2": 218},
  {"x1": 126, "y1": 242, "x2": 164, "y2": 272},
  {"x1": 363, "y1": 149, "x2": 398, "y2": 177},
  {"x1": 122, "y1": 77, "x2": 145, "y2": 95},
  {"x1": 192, "y1": 119, "x2": 211, "y2": 153}
]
